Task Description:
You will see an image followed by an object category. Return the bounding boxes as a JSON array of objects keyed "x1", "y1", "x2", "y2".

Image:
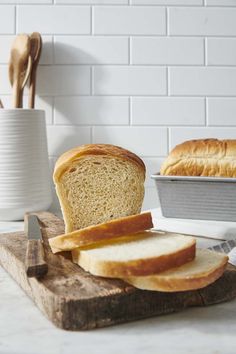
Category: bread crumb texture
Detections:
[{"x1": 58, "y1": 155, "x2": 145, "y2": 231}]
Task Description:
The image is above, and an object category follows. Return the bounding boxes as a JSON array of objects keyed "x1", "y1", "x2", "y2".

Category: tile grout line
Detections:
[
  {"x1": 3, "y1": 63, "x2": 236, "y2": 68},
  {"x1": 52, "y1": 35, "x2": 55, "y2": 66},
  {"x1": 52, "y1": 97, "x2": 55, "y2": 125},
  {"x1": 14, "y1": 5, "x2": 17, "y2": 34},
  {"x1": 32, "y1": 3, "x2": 236, "y2": 6},
  {"x1": 129, "y1": 97, "x2": 131, "y2": 126},
  {"x1": 1, "y1": 93, "x2": 236, "y2": 99},
  {"x1": 15, "y1": 64, "x2": 236, "y2": 68},
  {"x1": 52, "y1": 35, "x2": 55, "y2": 125},
  {"x1": 167, "y1": 67, "x2": 170, "y2": 96},
  {"x1": 90, "y1": 5, "x2": 93, "y2": 35},
  {"x1": 166, "y1": 7, "x2": 169, "y2": 36},
  {"x1": 90, "y1": 126, "x2": 93, "y2": 144},
  {"x1": 90, "y1": 6, "x2": 93, "y2": 96},
  {"x1": 128, "y1": 37, "x2": 131, "y2": 65},
  {"x1": 205, "y1": 97, "x2": 208, "y2": 126},
  {"x1": 40, "y1": 124, "x2": 236, "y2": 129},
  {"x1": 167, "y1": 127, "x2": 170, "y2": 154},
  {"x1": 5, "y1": 33, "x2": 236, "y2": 38},
  {"x1": 204, "y1": 37, "x2": 207, "y2": 66},
  {"x1": 90, "y1": 66, "x2": 93, "y2": 95}
]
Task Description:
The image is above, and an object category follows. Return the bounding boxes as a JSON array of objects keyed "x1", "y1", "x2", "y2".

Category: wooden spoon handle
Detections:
[
  {"x1": 12, "y1": 79, "x2": 22, "y2": 108},
  {"x1": 28, "y1": 68, "x2": 36, "y2": 109},
  {"x1": 19, "y1": 89, "x2": 24, "y2": 109}
]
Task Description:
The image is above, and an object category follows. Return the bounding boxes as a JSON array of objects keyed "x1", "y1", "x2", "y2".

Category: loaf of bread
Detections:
[
  {"x1": 54, "y1": 144, "x2": 145, "y2": 233},
  {"x1": 49, "y1": 212, "x2": 153, "y2": 253},
  {"x1": 125, "y1": 249, "x2": 228, "y2": 292},
  {"x1": 160, "y1": 139, "x2": 236, "y2": 177},
  {"x1": 72, "y1": 232, "x2": 196, "y2": 277}
]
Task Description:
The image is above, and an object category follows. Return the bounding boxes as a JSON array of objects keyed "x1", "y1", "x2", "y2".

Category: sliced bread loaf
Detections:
[
  {"x1": 53, "y1": 144, "x2": 146, "y2": 233},
  {"x1": 49, "y1": 212, "x2": 153, "y2": 253},
  {"x1": 125, "y1": 249, "x2": 228, "y2": 292},
  {"x1": 72, "y1": 232, "x2": 196, "y2": 277}
]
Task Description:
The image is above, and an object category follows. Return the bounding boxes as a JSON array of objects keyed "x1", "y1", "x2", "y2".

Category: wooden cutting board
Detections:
[{"x1": 0, "y1": 211, "x2": 236, "y2": 331}]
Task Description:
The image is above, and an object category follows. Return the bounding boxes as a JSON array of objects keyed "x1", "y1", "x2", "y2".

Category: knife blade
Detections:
[
  {"x1": 209, "y1": 239, "x2": 236, "y2": 254},
  {"x1": 157, "y1": 227, "x2": 236, "y2": 266},
  {"x1": 209, "y1": 239, "x2": 236, "y2": 266},
  {"x1": 25, "y1": 214, "x2": 48, "y2": 278}
]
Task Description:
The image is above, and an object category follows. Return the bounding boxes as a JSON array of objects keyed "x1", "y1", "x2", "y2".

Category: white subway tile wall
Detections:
[
  {"x1": 206, "y1": 38, "x2": 236, "y2": 66},
  {"x1": 54, "y1": 96, "x2": 129, "y2": 125},
  {"x1": 169, "y1": 67, "x2": 236, "y2": 96},
  {"x1": 131, "y1": 97, "x2": 205, "y2": 125},
  {"x1": 37, "y1": 66, "x2": 91, "y2": 95},
  {"x1": 17, "y1": 6, "x2": 91, "y2": 34},
  {"x1": 131, "y1": 37, "x2": 204, "y2": 65},
  {"x1": 93, "y1": 6, "x2": 166, "y2": 35},
  {"x1": 169, "y1": 7, "x2": 236, "y2": 36},
  {"x1": 93, "y1": 66, "x2": 167, "y2": 95},
  {"x1": 170, "y1": 127, "x2": 236, "y2": 149},
  {"x1": 92, "y1": 126, "x2": 168, "y2": 156},
  {"x1": 207, "y1": 98, "x2": 236, "y2": 126},
  {"x1": 0, "y1": 1, "x2": 235, "y2": 210}
]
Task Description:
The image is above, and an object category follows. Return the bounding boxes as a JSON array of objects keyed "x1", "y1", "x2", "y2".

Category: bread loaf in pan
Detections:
[{"x1": 161, "y1": 139, "x2": 236, "y2": 177}]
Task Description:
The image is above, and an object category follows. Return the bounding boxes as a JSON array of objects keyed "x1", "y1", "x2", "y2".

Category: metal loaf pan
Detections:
[{"x1": 151, "y1": 174, "x2": 236, "y2": 222}]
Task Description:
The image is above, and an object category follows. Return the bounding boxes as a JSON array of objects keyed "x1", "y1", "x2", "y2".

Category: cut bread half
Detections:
[
  {"x1": 49, "y1": 212, "x2": 153, "y2": 253},
  {"x1": 53, "y1": 144, "x2": 146, "y2": 233},
  {"x1": 72, "y1": 232, "x2": 196, "y2": 277},
  {"x1": 125, "y1": 249, "x2": 228, "y2": 292}
]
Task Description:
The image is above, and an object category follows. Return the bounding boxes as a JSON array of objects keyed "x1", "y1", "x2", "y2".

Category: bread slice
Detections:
[
  {"x1": 125, "y1": 249, "x2": 228, "y2": 292},
  {"x1": 49, "y1": 212, "x2": 153, "y2": 253},
  {"x1": 53, "y1": 144, "x2": 146, "y2": 233},
  {"x1": 72, "y1": 232, "x2": 196, "y2": 277}
]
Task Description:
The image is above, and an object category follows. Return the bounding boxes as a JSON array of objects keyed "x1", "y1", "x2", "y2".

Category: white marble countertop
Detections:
[{"x1": 1, "y1": 212, "x2": 236, "y2": 354}]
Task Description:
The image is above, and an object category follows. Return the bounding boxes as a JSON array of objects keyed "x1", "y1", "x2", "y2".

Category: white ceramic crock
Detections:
[{"x1": 0, "y1": 109, "x2": 52, "y2": 221}]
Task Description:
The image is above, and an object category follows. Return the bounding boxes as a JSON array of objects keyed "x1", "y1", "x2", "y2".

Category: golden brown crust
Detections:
[
  {"x1": 49, "y1": 212, "x2": 153, "y2": 253},
  {"x1": 73, "y1": 241, "x2": 196, "y2": 277},
  {"x1": 160, "y1": 139, "x2": 236, "y2": 177},
  {"x1": 54, "y1": 144, "x2": 146, "y2": 182},
  {"x1": 125, "y1": 254, "x2": 228, "y2": 292}
]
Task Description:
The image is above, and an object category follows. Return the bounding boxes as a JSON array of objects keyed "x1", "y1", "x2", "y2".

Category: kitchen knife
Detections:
[
  {"x1": 157, "y1": 227, "x2": 236, "y2": 265},
  {"x1": 25, "y1": 214, "x2": 48, "y2": 278},
  {"x1": 209, "y1": 239, "x2": 236, "y2": 266}
]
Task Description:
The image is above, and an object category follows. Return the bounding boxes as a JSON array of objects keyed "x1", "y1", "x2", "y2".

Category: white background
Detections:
[{"x1": 0, "y1": 0, "x2": 236, "y2": 210}]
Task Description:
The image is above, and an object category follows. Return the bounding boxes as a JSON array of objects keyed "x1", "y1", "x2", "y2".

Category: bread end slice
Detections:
[
  {"x1": 125, "y1": 249, "x2": 228, "y2": 292},
  {"x1": 49, "y1": 212, "x2": 153, "y2": 253}
]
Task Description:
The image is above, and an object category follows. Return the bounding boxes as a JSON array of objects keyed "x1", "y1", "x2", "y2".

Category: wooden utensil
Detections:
[
  {"x1": 9, "y1": 34, "x2": 32, "y2": 108},
  {"x1": 28, "y1": 32, "x2": 42, "y2": 109},
  {"x1": 24, "y1": 213, "x2": 48, "y2": 278}
]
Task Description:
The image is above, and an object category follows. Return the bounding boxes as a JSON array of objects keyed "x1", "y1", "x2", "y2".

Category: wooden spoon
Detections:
[
  {"x1": 9, "y1": 34, "x2": 32, "y2": 108},
  {"x1": 28, "y1": 32, "x2": 42, "y2": 109}
]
